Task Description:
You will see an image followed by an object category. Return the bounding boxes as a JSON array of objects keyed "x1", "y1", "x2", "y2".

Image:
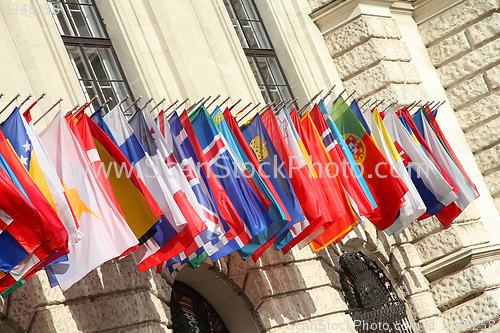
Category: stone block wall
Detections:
[
  {"x1": 322, "y1": 12, "x2": 428, "y2": 107},
  {"x1": 417, "y1": 0, "x2": 500, "y2": 212}
]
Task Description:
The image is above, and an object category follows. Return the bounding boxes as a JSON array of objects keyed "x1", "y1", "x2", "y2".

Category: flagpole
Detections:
[
  {"x1": 219, "y1": 96, "x2": 230, "y2": 108},
  {"x1": 74, "y1": 95, "x2": 98, "y2": 118},
  {"x1": 117, "y1": 95, "x2": 130, "y2": 111},
  {"x1": 150, "y1": 97, "x2": 167, "y2": 114},
  {"x1": 0, "y1": 92, "x2": 4, "y2": 99},
  {"x1": 33, "y1": 97, "x2": 63, "y2": 125},
  {"x1": 173, "y1": 98, "x2": 189, "y2": 112},
  {"x1": 236, "y1": 101, "x2": 261, "y2": 121},
  {"x1": 17, "y1": 94, "x2": 33, "y2": 110},
  {"x1": 344, "y1": 90, "x2": 356, "y2": 103},
  {"x1": 298, "y1": 89, "x2": 323, "y2": 116},
  {"x1": 228, "y1": 98, "x2": 242, "y2": 111},
  {"x1": 123, "y1": 96, "x2": 142, "y2": 114},
  {"x1": 360, "y1": 98, "x2": 371, "y2": 109},
  {"x1": 0, "y1": 93, "x2": 21, "y2": 115},
  {"x1": 139, "y1": 97, "x2": 155, "y2": 112},
  {"x1": 23, "y1": 92, "x2": 46, "y2": 113},
  {"x1": 285, "y1": 97, "x2": 298, "y2": 109},
  {"x1": 203, "y1": 95, "x2": 212, "y2": 107},
  {"x1": 272, "y1": 99, "x2": 287, "y2": 114},
  {"x1": 162, "y1": 99, "x2": 179, "y2": 114},
  {"x1": 187, "y1": 97, "x2": 205, "y2": 114},
  {"x1": 322, "y1": 84, "x2": 336, "y2": 100},
  {"x1": 206, "y1": 94, "x2": 221, "y2": 110}
]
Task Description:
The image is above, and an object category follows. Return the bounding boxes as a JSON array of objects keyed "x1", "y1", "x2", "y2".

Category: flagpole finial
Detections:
[{"x1": 0, "y1": 92, "x2": 4, "y2": 99}]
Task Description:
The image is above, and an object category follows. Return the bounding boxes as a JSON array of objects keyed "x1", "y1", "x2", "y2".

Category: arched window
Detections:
[
  {"x1": 169, "y1": 281, "x2": 230, "y2": 333},
  {"x1": 339, "y1": 251, "x2": 413, "y2": 333}
]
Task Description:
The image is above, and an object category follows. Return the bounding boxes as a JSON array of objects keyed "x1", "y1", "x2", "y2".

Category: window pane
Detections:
[
  {"x1": 83, "y1": 47, "x2": 122, "y2": 81},
  {"x1": 266, "y1": 57, "x2": 286, "y2": 85},
  {"x1": 256, "y1": 56, "x2": 275, "y2": 86},
  {"x1": 246, "y1": 56, "x2": 264, "y2": 85},
  {"x1": 66, "y1": 45, "x2": 92, "y2": 80},
  {"x1": 65, "y1": 4, "x2": 105, "y2": 38},
  {"x1": 97, "y1": 81, "x2": 129, "y2": 114},
  {"x1": 230, "y1": 0, "x2": 259, "y2": 20},
  {"x1": 250, "y1": 21, "x2": 271, "y2": 49},
  {"x1": 259, "y1": 85, "x2": 272, "y2": 104},
  {"x1": 50, "y1": 2, "x2": 74, "y2": 36}
]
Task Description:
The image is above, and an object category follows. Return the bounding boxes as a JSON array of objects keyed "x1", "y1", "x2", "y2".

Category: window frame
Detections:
[{"x1": 50, "y1": 0, "x2": 134, "y2": 114}]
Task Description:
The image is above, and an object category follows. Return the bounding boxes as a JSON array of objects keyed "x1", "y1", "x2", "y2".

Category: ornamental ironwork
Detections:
[{"x1": 339, "y1": 251, "x2": 413, "y2": 333}]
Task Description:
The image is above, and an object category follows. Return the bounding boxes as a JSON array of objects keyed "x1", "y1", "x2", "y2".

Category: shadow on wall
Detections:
[
  {"x1": 175, "y1": 246, "x2": 347, "y2": 332},
  {"x1": 2, "y1": 256, "x2": 173, "y2": 332}
]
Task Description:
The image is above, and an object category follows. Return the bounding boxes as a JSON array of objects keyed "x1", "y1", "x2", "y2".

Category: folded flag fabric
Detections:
[
  {"x1": 383, "y1": 110, "x2": 457, "y2": 221},
  {"x1": 104, "y1": 107, "x2": 206, "y2": 271},
  {"x1": 413, "y1": 108, "x2": 479, "y2": 213},
  {"x1": 365, "y1": 108, "x2": 426, "y2": 235},
  {"x1": 177, "y1": 110, "x2": 250, "y2": 261},
  {"x1": 2, "y1": 108, "x2": 81, "y2": 245},
  {"x1": 238, "y1": 111, "x2": 306, "y2": 259},
  {"x1": 310, "y1": 103, "x2": 375, "y2": 219},
  {"x1": 190, "y1": 106, "x2": 273, "y2": 260},
  {"x1": 294, "y1": 110, "x2": 358, "y2": 251},
  {"x1": 39, "y1": 111, "x2": 138, "y2": 290},
  {"x1": 330, "y1": 96, "x2": 407, "y2": 230}
]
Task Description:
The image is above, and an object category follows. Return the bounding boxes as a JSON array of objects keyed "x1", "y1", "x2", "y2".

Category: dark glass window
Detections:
[
  {"x1": 223, "y1": 0, "x2": 295, "y2": 107},
  {"x1": 49, "y1": 0, "x2": 133, "y2": 114}
]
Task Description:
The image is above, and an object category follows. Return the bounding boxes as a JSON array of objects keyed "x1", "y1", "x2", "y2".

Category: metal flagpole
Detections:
[
  {"x1": 322, "y1": 84, "x2": 336, "y2": 100},
  {"x1": 150, "y1": 97, "x2": 167, "y2": 114},
  {"x1": 33, "y1": 98, "x2": 64, "y2": 125},
  {"x1": 228, "y1": 98, "x2": 242, "y2": 111},
  {"x1": 74, "y1": 96, "x2": 98, "y2": 117},
  {"x1": 0, "y1": 93, "x2": 21, "y2": 115},
  {"x1": 298, "y1": 89, "x2": 324, "y2": 116},
  {"x1": 206, "y1": 94, "x2": 221, "y2": 110},
  {"x1": 219, "y1": 96, "x2": 230, "y2": 108},
  {"x1": 23, "y1": 92, "x2": 46, "y2": 113},
  {"x1": 123, "y1": 96, "x2": 142, "y2": 114},
  {"x1": 17, "y1": 94, "x2": 33, "y2": 110}
]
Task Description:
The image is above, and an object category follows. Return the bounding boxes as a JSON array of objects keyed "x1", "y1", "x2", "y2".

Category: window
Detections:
[
  {"x1": 223, "y1": 0, "x2": 296, "y2": 107},
  {"x1": 49, "y1": 0, "x2": 133, "y2": 114}
]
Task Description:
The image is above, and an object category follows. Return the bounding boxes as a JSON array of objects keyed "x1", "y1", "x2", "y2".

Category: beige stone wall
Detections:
[{"x1": 415, "y1": 0, "x2": 500, "y2": 213}]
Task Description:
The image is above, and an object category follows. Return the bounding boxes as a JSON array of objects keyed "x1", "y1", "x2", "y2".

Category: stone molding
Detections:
[
  {"x1": 413, "y1": 0, "x2": 467, "y2": 25},
  {"x1": 421, "y1": 244, "x2": 500, "y2": 282}
]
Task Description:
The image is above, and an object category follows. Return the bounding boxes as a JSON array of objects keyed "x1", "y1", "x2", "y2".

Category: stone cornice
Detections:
[
  {"x1": 310, "y1": 0, "x2": 396, "y2": 35},
  {"x1": 421, "y1": 244, "x2": 500, "y2": 282},
  {"x1": 412, "y1": 0, "x2": 467, "y2": 25}
]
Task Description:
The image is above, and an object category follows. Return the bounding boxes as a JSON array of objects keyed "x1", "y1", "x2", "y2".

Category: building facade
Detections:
[{"x1": 0, "y1": 0, "x2": 500, "y2": 332}]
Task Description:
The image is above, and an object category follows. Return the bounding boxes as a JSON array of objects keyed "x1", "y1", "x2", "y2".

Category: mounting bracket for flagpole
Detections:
[
  {"x1": 0, "y1": 92, "x2": 4, "y2": 99},
  {"x1": 0, "y1": 93, "x2": 21, "y2": 115},
  {"x1": 33, "y1": 97, "x2": 63, "y2": 125},
  {"x1": 228, "y1": 98, "x2": 242, "y2": 111},
  {"x1": 206, "y1": 94, "x2": 221, "y2": 110},
  {"x1": 298, "y1": 89, "x2": 323, "y2": 116},
  {"x1": 323, "y1": 84, "x2": 336, "y2": 100},
  {"x1": 123, "y1": 96, "x2": 142, "y2": 115}
]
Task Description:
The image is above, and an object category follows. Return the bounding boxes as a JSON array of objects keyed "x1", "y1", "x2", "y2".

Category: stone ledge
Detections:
[
  {"x1": 431, "y1": 260, "x2": 500, "y2": 310},
  {"x1": 416, "y1": 221, "x2": 490, "y2": 265},
  {"x1": 422, "y1": 244, "x2": 500, "y2": 282},
  {"x1": 441, "y1": 288, "x2": 500, "y2": 333}
]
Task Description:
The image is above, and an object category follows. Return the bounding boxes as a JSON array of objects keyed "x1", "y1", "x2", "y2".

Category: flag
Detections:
[
  {"x1": 171, "y1": 111, "x2": 247, "y2": 262},
  {"x1": 330, "y1": 96, "x2": 407, "y2": 230},
  {"x1": 2, "y1": 108, "x2": 81, "y2": 245},
  {"x1": 294, "y1": 110, "x2": 358, "y2": 251},
  {"x1": 413, "y1": 108, "x2": 479, "y2": 213},
  {"x1": 310, "y1": 103, "x2": 375, "y2": 218},
  {"x1": 76, "y1": 113, "x2": 162, "y2": 244},
  {"x1": 318, "y1": 99, "x2": 377, "y2": 211},
  {"x1": 399, "y1": 108, "x2": 462, "y2": 227},
  {"x1": 383, "y1": 110, "x2": 458, "y2": 221},
  {"x1": 190, "y1": 106, "x2": 274, "y2": 260},
  {"x1": 366, "y1": 108, "x2": 426, "y2": 235},
  {"x1": 136, "y1": 109, "x2": 224, "y2": 264},
  {"x1": 103, "y1": 107, "x2": 206, "y2": 270},
  {"x1": 39, "y1": 111, "x2": 138, "y2": 290},
  {"x1": 237, "y1": 110, "x2": 306, "y2": 259}
]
